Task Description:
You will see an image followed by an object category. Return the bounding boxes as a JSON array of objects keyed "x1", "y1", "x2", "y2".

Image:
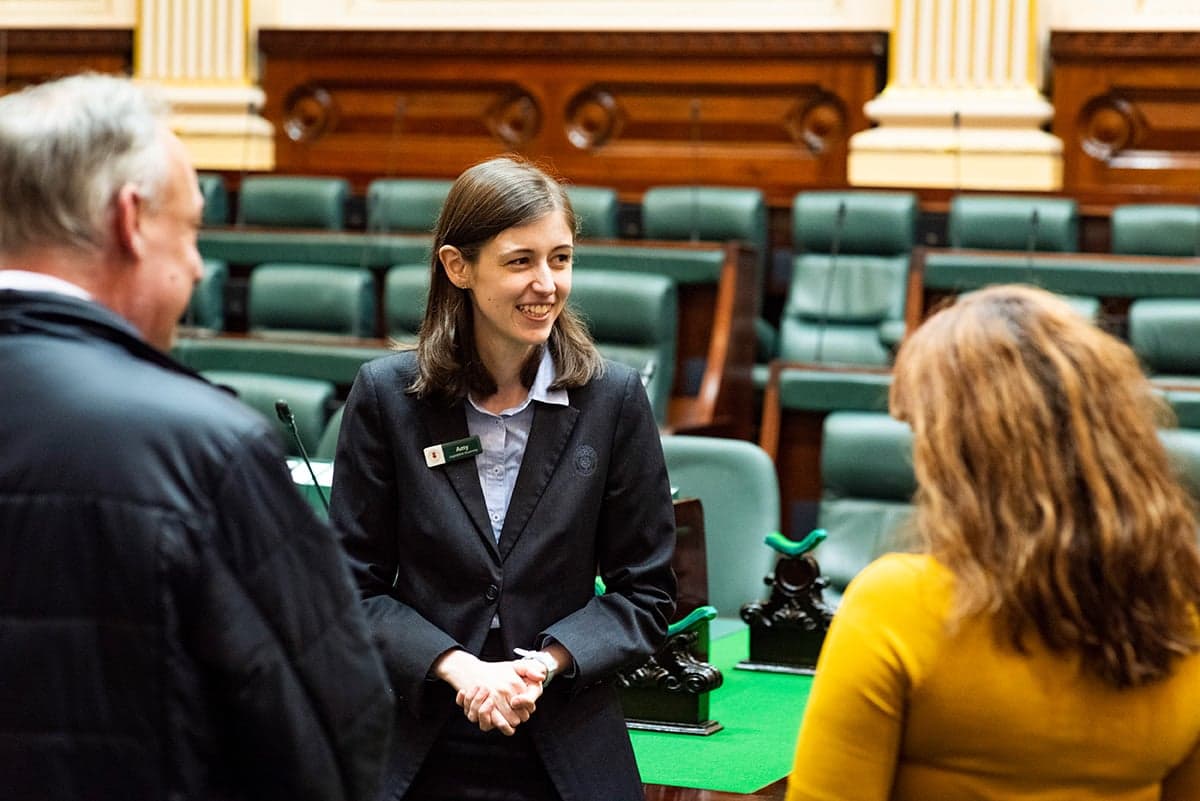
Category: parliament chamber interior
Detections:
[{"x1": 6, "y1": 1, "x2": 1200, "y2": 797}]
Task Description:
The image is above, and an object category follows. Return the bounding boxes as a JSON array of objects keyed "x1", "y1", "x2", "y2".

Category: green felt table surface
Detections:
[{"x1": 632, "y1": 626, "x2": 813, "y2": 794}]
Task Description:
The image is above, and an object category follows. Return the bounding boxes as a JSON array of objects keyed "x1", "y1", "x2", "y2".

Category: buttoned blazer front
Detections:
[{"x1": 331, "y1": 350, "x2": 677, "y2": 801}]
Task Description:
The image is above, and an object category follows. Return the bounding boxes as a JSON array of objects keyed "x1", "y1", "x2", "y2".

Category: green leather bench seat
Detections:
[
  {"x1": 1160, "y1": 427, "x2": 1200, "y2": 505},
  {"x1": 923, "y1": 252, "x2": 1200, "y2": 298},
  {"x1": 1163, "y1": 390, "x2": 1200, "y2": 429},
  {"x1": 383, "y1": 264, "x2": 429, "y2": 342},
  {"x1": 175, "y1": 338, "x2": 392, "y2": 387},
  {"x1": 238, "y1": 175, "x2": 349, "y2": 230},
  {"x1": 817, "y1": 411, "x2": 915, "y2": 604},
  {"x1": 570, "y1": 270, "x2": 677, "y2": 423},
  {"x1": 1111, "y1": 204, "x2": 1200, "y2": 257},
  {"x1": 199, "y1": 229, "x2": 432, "y2": 268},
  {"x1": 201, "y1": 370, "x2": 335, "y2": 456},
  {"x1": 948, "y1": 195, "x2": 1078, "y2": 252},
  {"x1": 184, "y1": 259, "x2": 227, "y2": 331},
  {"x1": 248, "y1": 264, "x2": 377, "y2": 338},
  {"x1": 197, "y1": 173, "x2": 228, "y2": 226},
  {"x1": 367, "y1": 178, "x2": 453, "y2": 233},
  {"x1": 777, "y1": 370, "x2": 892, "y2": 413},
  {"x1": 1130, "y1": 298, "x2": 1200, "y2": 375},
  {"x1": 574, "y1": 244, "x2": 726, "y2": 285}
]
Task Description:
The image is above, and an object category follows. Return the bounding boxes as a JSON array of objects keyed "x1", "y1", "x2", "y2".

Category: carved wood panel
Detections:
[
  {"x1": 1052, "y1": 31, "x2": 1200, "y2": 196},
  {"x1": 1, "y1": 29, "x2": 133, "y2": 92},
  {"x1": 257, "y1": 29, "x2": 886, "y2": 205}
]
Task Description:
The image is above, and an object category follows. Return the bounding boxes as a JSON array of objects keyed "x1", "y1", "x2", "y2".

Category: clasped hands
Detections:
[{"x1": 435, "y1": 649, "x2": 549, "y2": 735}]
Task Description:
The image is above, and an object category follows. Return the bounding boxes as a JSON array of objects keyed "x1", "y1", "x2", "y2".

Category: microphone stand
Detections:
[
  {"x1": 813, "y1": 200, "x2": 847, "y2": 365},
  {"x1": 275, "y1": 400, "x2": 329, "y2": 514}
]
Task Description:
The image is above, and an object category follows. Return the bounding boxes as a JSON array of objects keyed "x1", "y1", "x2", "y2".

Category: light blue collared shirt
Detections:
[{"x1": 465, "y1": 347, "x2": 569, "y2": 545}]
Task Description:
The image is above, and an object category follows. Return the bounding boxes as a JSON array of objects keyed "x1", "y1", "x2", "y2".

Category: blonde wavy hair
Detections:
[{"x1": 891, "y1": 284, "x2": 1200, "y2": 688}]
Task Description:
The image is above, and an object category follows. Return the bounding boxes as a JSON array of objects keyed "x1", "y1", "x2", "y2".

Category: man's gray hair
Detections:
[{"x1": 0, "y1": 73, "x2": 171, "y2": 258}]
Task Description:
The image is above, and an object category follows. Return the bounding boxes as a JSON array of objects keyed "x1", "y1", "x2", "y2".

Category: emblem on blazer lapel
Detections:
[{"x1": 574, "y1": 444, "x2": 597, "y2": 476}]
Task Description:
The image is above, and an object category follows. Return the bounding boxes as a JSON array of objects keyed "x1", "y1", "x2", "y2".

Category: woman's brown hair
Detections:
[
  {"x1": 409, "y1": 155, "x2": 602, "y2": 401},
  {"x1": 891, "y1": 284, "x2": 1200, "y2": 688}
]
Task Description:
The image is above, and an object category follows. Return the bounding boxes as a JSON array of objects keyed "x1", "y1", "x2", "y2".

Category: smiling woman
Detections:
[{"x1": 330, "y1": 156, "x2": 678, "y2": 801}]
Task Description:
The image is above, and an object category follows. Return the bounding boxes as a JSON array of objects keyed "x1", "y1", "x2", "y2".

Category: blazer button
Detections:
[{"x1": 485, "y1": 584, "x2": 499, "y2": 601}]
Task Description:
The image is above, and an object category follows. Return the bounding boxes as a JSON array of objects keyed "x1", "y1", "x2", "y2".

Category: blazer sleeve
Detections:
[
  {"x1": 192, "y1": 427, "x2": 393, "y2": 801},
  {"x1": 541, "y1": 368, "x2": 677, "y2": 684},
  {"x1": 330, "y1": 363, "x2": 462, "y2": 714}
]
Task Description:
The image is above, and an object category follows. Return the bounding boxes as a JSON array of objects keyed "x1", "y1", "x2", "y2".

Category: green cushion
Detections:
[
  {"x1": 174, "y1": 338, "x2": 391, "y2": 386},
  {"x1": 778, "y1": 370, "x2": 892, "y2": 411},
  {"x1": 923, "y1": 251, "x2": 1200, "y2": 298},
  {"x1": 660, "y1": 435, "x2": 780, "y2": 618},
  {"x1": 238, "y1": 175, "x2": 349, "y2": 230},
  {"x1": 777, "y1": 323, "x2": 892, "y2": 366},
  {"x1": 575, "y1": 244, "x2": 726, "y2": 285},
  {"x1": 641, "y1": 186, "x2": 768, "y2": 270},
  {"x1": 202, "y1": 370, "x2": 334, "y2": 456},
  {"x1": 315, "y1": 404, "x2": 345, "y2": 461},
  {"x1": 366, "y1": 178, "x2": 453, "y2": 233},
  {"x1": 1130, "y1": 298, "x2": 1200, "y2": 374},
  {"x1": 792, "y1": 191, "x2": 917, "y2": 256},
  {"x1": 820, "y1": 411, "x2": 914, "y2": 500},
  {"x1": 1160, "y1": 427, "x2": 1200, "y2": 501},
  {"x1": 197, "y1": 173, "x2": 228, "y2": 226},
  {"x1": 948, "y1": 195, "x2": 1078, "y2": 251},
  {"x1": 570, "y1": 270, "x2": 677, "y2": 423},
  {"x1": 817, "y1": 410, "x2": 916, "y2": 600},
  {"x1": 786, "y1": 254, "x2": 909, "y2": 322},
  {"x1": 248, "y1": 263, "x2": 376, "y2": 337},
  {"x1": 566, "y1": 185, "x2": 620, "y2": 239},
  {"x1": 1111, "y1": 204, "x2": 1200, "y2": 257},
  {"x1": 184, "y1": 259, "x2": 227, "y2": 330},
  {"x1": 199, "y1": 229, "x2": 432, "y2": 268},
  {"x1": 383, "y1": 264, "x2": 430, "y2": 340}
]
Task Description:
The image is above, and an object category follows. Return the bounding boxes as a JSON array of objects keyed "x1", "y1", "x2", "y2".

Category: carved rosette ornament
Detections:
[
  {"x1": 738, "y1": 530, "x2": 835, "y2": 674},
  {"x1": 615, "y1": 629, "x2": 724, "y2": 694},
  {"x1": 785, "y1": 92, "x2": 846, "y2": 155},
  {"x1": 486, "y1": 91, "x2": 541, "y2": 148},
  {"x1": 565, "y1": 87, "x2": 624, "y2": 151},
  {"x1": 1079, "y1": 94, "x2": 1142, "y2": 162},
  {"x1": 282, "y1": 85, "x2": 336, "y2": 143}
]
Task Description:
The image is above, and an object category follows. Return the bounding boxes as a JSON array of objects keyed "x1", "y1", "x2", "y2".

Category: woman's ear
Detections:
[{"x1": 439, "y1": 245, "x2": 470, "y2": 289}]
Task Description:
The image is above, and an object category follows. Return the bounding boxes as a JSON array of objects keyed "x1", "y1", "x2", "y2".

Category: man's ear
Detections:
[
  {"x1": 439, "y1": 244, "x2": 470, "y2": 289},
  {"x1": 114, "y1": 183, "x2": 144, "y2": 260}
]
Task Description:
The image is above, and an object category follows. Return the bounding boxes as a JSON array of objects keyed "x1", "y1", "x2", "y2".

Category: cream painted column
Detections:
[
  {"x1": 849, "y1": 0, "x2": 1061, "y2": 190},
  {"x1": 136, "y1": 0, "x2": 272, "y2": 170}
]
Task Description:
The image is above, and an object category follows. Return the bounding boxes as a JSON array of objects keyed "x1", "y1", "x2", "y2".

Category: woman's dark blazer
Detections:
[{"x1": 330, "y1": 351, "x2": 677, "y2": 801}]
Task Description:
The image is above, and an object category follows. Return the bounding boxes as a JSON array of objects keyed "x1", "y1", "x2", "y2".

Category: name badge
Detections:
[{"x1": 424, "y1": 435, "x2": 483, "y2": 468}]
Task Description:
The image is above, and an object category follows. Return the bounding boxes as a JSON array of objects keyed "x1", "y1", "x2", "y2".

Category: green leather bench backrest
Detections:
[
  {"x1": 199, "y1": 229, "x2": 431, "y2": 268},
  {"x1": 641, "y1": 186, "x2": 768, "y2": 274},
  {"x1": 202, "y1": 370, "x2": 334, "y2": 457},
  {"x1": 778, "y1": 370, "x2": 892, "y2": 413},
  {"x1": 1129, "y1": 298, "x2": 1200, "y2": 374},
  {"x1": 1111, "y1": 204, "x2": 1200, "y2": 257},
  {"x1": 569, "y1": 270, "x2": 677, "y2": 423},
  {"x1": 817, "y1": 411, "x2": 915, "y2": 602},
  {"x1": 793, "y1": 190, "x2": 917, "y2": 257},
  {"x1": 197, "y1": 173, "x2": 228, "y2": 226},
  {"x1": 239, "y1": 175, "x2": 350, "y2": 230},
  {"x1": 924, "y1": 252, "x2": 1200, "y2": 299},
  {"x1": 316, "y1": 404, "x2": 346, "y2": 461},
  {"x1": 565, "y1": 185, "x2": 620, "y2": 239},
  {"x1": 383, "y1": 264, "x2": 429, "y2": 342},
  {"x1": 366, "y1": 178, "x2": 453, "y2": 233},
  {"x1": 1160, "y1": 427, "x2": 1200, "y2": 504},
  {"x1": 174, "y1": 338, "x2": 391, "y2": 386},
  {"x1": 184, "y1": 259, "x2": 227, "y2": 331},
  {"x1": 948, "y1": 195, "x2": 1078, "y2": 251},
  {"x1": 248, "y1": 263, "x2": 376, "y2": 337},
  {"x1": 660, "y1": 435, "x2": 781, "y2": 619}
]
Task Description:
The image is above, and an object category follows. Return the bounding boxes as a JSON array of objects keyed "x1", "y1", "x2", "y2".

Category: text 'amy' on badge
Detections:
[{"x1": 424, "y1": 435, "x2": 483, "y2": 468}]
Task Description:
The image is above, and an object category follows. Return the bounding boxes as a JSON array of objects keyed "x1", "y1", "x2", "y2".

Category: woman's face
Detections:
[{"x1": 444, "y1": 209, "x2": 574, "y2": 369}]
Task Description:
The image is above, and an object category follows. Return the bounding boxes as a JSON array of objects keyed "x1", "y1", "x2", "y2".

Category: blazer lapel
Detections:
[
  {"x1": 498, "y1": 401, "x2": 580, "y2": 561},
  {"x1": 419, "y1": 400, "x2": 500, "y2": 562}
]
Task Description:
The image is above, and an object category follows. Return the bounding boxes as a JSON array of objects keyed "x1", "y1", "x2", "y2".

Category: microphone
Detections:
[
  {"x1": 1024, "y1": 207, "x2": 1040, "y2": 286},
  {"x1": 951, "y1": 110, "x2": 963, "y2": 195},
  {"x1": 689, "y1": 98, "x2": 702, "y2": 243},
  {"x1": 813, "y1": 200, "x2": 847, "y2": 364},
  {"x1": 275, "y1": 399, "x2": 329, "y2": 513}
]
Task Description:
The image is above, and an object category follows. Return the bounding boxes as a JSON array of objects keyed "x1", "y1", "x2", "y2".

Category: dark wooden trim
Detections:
[
  {"x1": 258, "y1": 28, "x2": 885, "y2": 59},
  {"x1": 2, "y1": 28, "x2": 132, "y2": 53},
  {"x1": 1050, "y1": 30, "x2": 1200, "y2": 60}
]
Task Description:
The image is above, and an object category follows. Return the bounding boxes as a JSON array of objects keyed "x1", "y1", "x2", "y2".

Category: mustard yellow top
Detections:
[{"x1": 787, "y1": 553, "x2": 1200, "y2": 801}]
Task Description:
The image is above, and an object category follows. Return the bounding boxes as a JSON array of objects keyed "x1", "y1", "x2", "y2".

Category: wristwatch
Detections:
[{"x1": 514, "y1": 647, "x2": 557, "y2": 686}]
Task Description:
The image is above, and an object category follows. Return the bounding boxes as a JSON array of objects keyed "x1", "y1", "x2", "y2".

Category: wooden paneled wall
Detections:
[
  {"x1": 1052, "y1": 31, "x2": 1200, "y2": 199},
  {"x1": 1, "y1": 29, "x2": 132, "y2": 90},
  {"x1": 255, "y1": 29, "x2": 886, "y2": 206}
]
